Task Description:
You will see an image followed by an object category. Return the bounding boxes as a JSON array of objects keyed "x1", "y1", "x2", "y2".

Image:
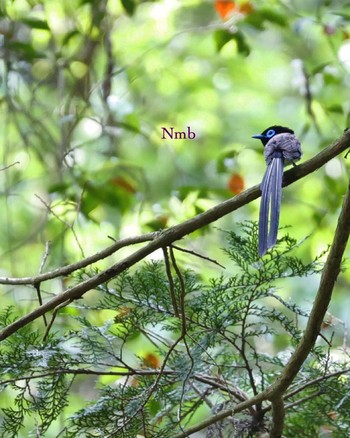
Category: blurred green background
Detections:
[
  {"x1": 1, "y1": 0, "x2": 349, "y2": 314},
  {"x1": 1, "y1": 0, "x2": 350, "y2": 434}
]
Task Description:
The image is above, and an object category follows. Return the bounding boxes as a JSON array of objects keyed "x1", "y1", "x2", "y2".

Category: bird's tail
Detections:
[{"x1": 258, "y1": 156, "x2": 284, "y2": 256}]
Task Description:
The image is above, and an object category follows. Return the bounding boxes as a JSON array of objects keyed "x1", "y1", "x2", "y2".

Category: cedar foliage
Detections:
[{"x1": 0, "y1": 223, "x2": 349, "y2": 437}]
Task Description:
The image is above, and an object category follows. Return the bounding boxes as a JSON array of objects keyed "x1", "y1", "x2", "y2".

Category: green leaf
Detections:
[
  {"x1": 177, "y1": 186, "x2": 208, "y2": 201},
  {"x1": 245, "y1": 7, "x2": 288, "y2": 28},
  {"x1": 332, "y1": 11, "x2": 350, "y2": 20},
  {"x1": 123, "y1": 113, "x2": 140, "y2": 132},
  {"x1": 311, "y1": 62, "x2": 331, "y2": 75},
  {"x1": 326, "y1": 104, "x2": 343, "y2": 114},
  {"x1": 5, "y1": 41, "x2": 45, "y2": 60},
  {"x1": 216, "y1": 146, "x2": 242, "y2": 173},
  {"x1": 214, "y1": 29, "x2": 234, "y2": 52},
  {"x1": 62, "y1": 30, "x2": 81, "y2": 46},
  {"x1": 121, "y1": 0, "x2": 136, "y2": 16},
  {"x1": 259, "y1": 7, "x2": 288, "y2": 26},
  {"x1": 214, "y1": 29, "x2": 250, "y2": 56},
  {"x1": 20, "y1": 18, "x2": 50, "y2": 30},
  {"x1": 232, "y1": 30, "x2": 250, "y2": 56},
  {"x1": 48, "y1": 181, "x2": 71, "y2": 194}
]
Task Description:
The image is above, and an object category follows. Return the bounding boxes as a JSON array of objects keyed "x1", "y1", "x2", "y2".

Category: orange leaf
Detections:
[
  {"x1": 342, "y1": 30, "x2": 350, "y2": 40},
  {"x1": 215, "y1": 1, "x2": 236, "y2": 20},
  {"x1": 130, "y1": 376, "x2": 140, "y2": 387},
  {"x1": 117, "y1": 306, "x2": 132, "y2": 318},
  {"x1": 239, "y1": 1, "x2": 254, "y2": 15},
  {"x1": 327, "y1": 411, "x2": 338, "y2": 420},
  {"x1": 144, "y1": 352, "x2": 160, "y2": 369},
  {"x1": 114, "y1": 306, "x2": 133, "y2": 323},
  {"x1": 156, "y1": 214, "x2": 168, "y2": 228},
  {"x1": 228, "y1": 173, "x2": 244, "y2": 194},
  {"x1": 110, "y1": 176, "x2": 136, "y2": 193}
]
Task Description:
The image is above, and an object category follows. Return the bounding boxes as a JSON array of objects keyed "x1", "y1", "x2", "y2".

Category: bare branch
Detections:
[
  {"x1": 169, "y1": 246, "x2": 187, "y2": 335},
  {"x1": 38, "y1": 241, "x2": 52, "y2": 275},
  {"x1": 0, "y1": 232, "x2": 156, "y2": 285},
  {"x1": 269, "y1": 396, "x2": 285, "y2": 438},
  {"x1": 285, "y1": 367, "x2": 350, "y2": 400},
  {"x1": 284, "y1": 390, "x2": 324, "y2": 411},
  {"x1": 162, "y1": 247, "x2": 179, "y2": 317},
  {"x1": 0, "y1": 161, "x2": 20, "y2": 172},
  {"x1": 193, "y1": 373, "x2": 256, "y2": 415},
  {"x1": 171, "y1": 244, "x2": 226, "y2": 269},
  {"x1": 0, "y1": 367, "x2": 175, "y2": 385},
  {"x1": 172, "y1": 391, "x2": 267, "y2": 438}
]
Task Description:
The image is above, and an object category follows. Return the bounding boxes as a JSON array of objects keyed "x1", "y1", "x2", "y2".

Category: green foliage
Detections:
[
  {"x1": 214, "y1": 29, "x2": 251, "y2": 55},
  {"x1": 0, "y1": 223, "x2": 348, "y2": 437},
  {"x1": 0, "y1": 311, "x2": 70, "y2": 435},
  {"x1": 284, "y1": 365, "x2": 350, "y2": 437},
  {"x1": 120, "y1": 0, "x2": 136, "y2": 16}
]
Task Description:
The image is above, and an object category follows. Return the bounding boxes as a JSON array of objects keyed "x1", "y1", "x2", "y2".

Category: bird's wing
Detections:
[{"x1": 264, "y1": 133, "x2": 302, "y2": 164}]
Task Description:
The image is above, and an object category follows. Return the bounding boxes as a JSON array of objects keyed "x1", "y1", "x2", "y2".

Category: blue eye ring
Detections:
[{"x1": 266, "y1": 129, "x2": 276, "y2": 138}]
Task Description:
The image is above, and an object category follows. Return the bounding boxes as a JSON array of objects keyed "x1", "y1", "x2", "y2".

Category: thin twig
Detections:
[
  {"x1": 0, "y1": 232, "x2": 157, "y2": 285},
  {"x1": 42, "y1": 299, "x2": 72, "y2": 342},
  {"x1": 169, "y1": 246, "x2": 187, "y2": 335},
  {"x1": 35, "y1": 242, "x2": 52, "y2": 327},
  {"x1": 284, "y1": 390, "x2": 324, "y2": 411},
  {"x1": 162, "y1": 247, "x2": 179, "y2": 317},
  {"x1": 0, "y1": 161, "x2": 20, "y2": 172},
  {"x1": 169, "y1": 245, "x2": 194, "y2": 428},
  {"x1": 34, "y1": 283, "x2": 48, "y2": 327},
  {"x1": 38, "y1": 241, "x2": 52, "y2": 274},
  {"x1": 284, "y1": 367, "x2": 350, "y2": 401},
  {"x1": 35, "y1": 194, "x2": 86, "y2": 258},
  {"x1": 0, "y1": 368, "x2": 175, "y2": 386},
  {"x1": 193, "y1": 373, "x2": 256, "y2": 415},
  {"x1": 171, "y1": 244, "x2": 226, "y2": 269},
  {"x1": 111, "y1": 335, "x2": 186, "y2": 437},
  {"x1": 302, "y1": 65, "x2": 321, "y2": 134}
]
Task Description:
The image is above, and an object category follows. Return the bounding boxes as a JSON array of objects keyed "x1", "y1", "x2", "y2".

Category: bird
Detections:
[{"x1": 252, "y1": 125, "x2": 302, "y2": 257}]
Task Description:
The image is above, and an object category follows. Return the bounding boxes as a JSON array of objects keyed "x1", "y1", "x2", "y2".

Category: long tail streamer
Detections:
[{"x1": 258, "y1": 155, "x2": 284, "y2": 256}]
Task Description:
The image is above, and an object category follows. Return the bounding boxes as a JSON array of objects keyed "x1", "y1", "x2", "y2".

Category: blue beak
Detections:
[{"x1": 252, "y1": 134, "x2": 264, "y2": 139}]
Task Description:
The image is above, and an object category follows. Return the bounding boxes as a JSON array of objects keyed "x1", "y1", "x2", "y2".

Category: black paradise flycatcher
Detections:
[{"x1": 253, "y1": 125, "x2": 302, "y2": 257}]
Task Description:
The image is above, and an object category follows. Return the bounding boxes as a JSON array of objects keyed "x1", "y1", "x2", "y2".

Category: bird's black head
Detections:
[{"x1": 252, "y1": 125, "x2": 294, "y2": 146}]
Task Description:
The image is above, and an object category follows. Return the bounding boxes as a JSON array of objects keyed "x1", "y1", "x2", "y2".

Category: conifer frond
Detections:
[{"x1": 0, "y1": 223, "x2": 348, "y2": 437}]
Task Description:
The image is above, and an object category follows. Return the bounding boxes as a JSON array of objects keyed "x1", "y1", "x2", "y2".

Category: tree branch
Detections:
[
  {"x1": 0, "y1": 233, "x2": 156, "y2": 285},
  {"x1": 267, "y1": 166, "x2": 350, "y2": 397},
  {"x1": 0, "y1": 367, "x2": 175, "y2": 385},
  {"x1": 270, "y1": 396, "x2": 285, "y2": 438},
  {"x1": 0, "y1": 129, "x2": 349, "y2": 344}
]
